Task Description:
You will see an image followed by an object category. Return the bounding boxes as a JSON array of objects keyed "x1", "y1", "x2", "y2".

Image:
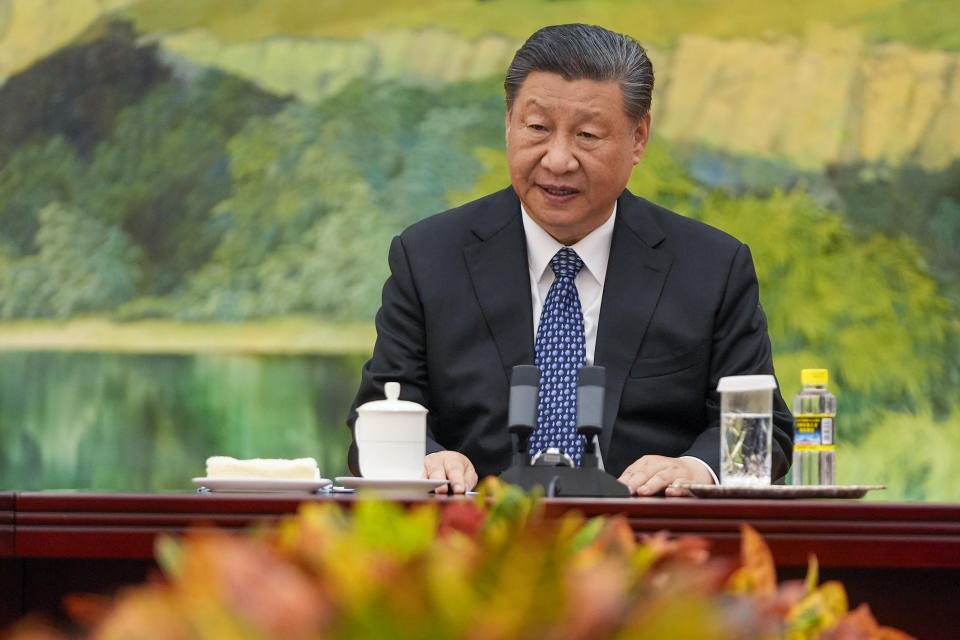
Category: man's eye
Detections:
[
  {"x1": 529, "y1": 124, "x2": 547, "y2": 132},
  {"x1": 579, "y1": 131, "x2": 598, "y2": 139}
]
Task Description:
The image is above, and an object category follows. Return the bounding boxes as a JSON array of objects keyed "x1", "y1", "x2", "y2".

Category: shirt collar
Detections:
[{"x1": 520, "y1": 202, "x2": 617, "y2": 286}]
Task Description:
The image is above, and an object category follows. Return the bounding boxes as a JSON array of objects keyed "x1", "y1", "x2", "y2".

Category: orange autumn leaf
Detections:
[
  {"x1": 641, "y1": 530, "x2": 712, "y2": 566},
  {"x1": 62, "y1": 594, "x2": 113, "y2": 630},
  {"x1": 561, "y1": 558, "x2": 630, "y2": 640},
  {"x1": 821, "y1": 604, "x2": 916, "y2": 640},
  {"x1": 175, "y1": 532, "x2": 330, "y2": 639},
  {"x1": 437, "y1": 501, "x2": 487, "y2": 539},
  {"x1": 727, "y1": 524, "x2": 777, "y2": 596},
  {"x1": 588, "y1": 516, "x2": 637, "y2": 557},
  {"x1": 0, "y1": 618, "x2": 69, "y2": 640},
  {"x1": 93, "y1": 585, "x2": 188, "y2": 640}
]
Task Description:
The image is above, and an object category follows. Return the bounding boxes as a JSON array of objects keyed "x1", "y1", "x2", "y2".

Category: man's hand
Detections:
[
  {"x1": 424, "y1": 451, "x2": 478, "y2": 494},
  {"x1": 618, "y1": 455, "x2": 715, "y2": 497}
]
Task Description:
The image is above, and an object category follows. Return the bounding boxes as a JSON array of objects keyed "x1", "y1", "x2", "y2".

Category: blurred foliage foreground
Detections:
[{"x1": 8, "y1": 481, "x2": 909, "y2": 640}]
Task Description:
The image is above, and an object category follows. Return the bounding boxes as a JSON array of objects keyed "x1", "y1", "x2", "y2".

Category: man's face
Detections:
[{"x1": 506, "y1": 71, "x2": 650, "y2": 245}]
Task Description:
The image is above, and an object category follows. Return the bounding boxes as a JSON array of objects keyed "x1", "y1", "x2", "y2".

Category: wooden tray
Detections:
[{"x1": 671, "y1": 484, "x2": 885, "y2": 499}]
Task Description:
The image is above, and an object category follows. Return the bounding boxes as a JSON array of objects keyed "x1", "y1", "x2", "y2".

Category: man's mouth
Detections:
[{"x1": 539, "y1": 185, "x2": 579, "y2": 196}]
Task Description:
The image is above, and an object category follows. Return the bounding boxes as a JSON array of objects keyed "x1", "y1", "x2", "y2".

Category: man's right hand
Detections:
[{"x1": 424, "y1": 451, "x2": 478, "y2": 494}]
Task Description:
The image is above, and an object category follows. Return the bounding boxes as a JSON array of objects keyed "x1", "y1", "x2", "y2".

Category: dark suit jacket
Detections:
[{"x1": 347, "y1": 187, "x2": 793, "y2": 480}]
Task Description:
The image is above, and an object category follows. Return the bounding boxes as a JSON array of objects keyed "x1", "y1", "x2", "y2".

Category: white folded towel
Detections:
[{"x1": 205, "y1": 456, "x2": 320, "y2": 480}]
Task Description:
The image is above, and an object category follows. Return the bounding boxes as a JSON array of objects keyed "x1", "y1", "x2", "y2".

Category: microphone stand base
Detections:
[{"x1": 500, "y1": 466, "x2": 630, "y2": 498}]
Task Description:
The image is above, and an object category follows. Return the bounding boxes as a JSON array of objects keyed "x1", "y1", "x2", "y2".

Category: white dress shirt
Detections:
[
  {"x1": 520, "y1": 203, "x2": 718, "y2": 484},
  {"x1": 521, "y1": 203, "x2": 614, "y2": 364}
]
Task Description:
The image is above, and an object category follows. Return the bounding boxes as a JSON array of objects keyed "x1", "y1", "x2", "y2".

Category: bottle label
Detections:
[
  {"x1": 821, "y1": 417, "x2": 834, "y2": 446},
  {"x1": 794, "y1": 414, "x2": 836, "y2": 449}
]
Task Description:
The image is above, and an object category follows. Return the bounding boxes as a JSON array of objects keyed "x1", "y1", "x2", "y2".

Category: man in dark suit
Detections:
[{"x1": 347, "y1": 24, "x2": 793, "y2": 495}]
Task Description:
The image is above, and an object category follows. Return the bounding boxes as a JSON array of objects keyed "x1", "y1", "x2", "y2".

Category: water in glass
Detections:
[{"x1": 721, "y1": 411, "x2": 772, "y2": 485}]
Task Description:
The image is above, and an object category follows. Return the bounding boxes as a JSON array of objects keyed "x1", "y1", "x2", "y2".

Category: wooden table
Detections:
[{"x1": 3, "y1": 491, "x2": 960, "y2": 638}]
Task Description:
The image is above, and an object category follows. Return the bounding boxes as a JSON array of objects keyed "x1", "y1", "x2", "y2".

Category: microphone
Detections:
[
  {"x1": 576, "y1": 366, "x2": 605, "y2": 466},
  {"x1": 501, "y1": 363, "x2": 627, "y2": 496},
  {"x1": 508, "y1": 365, "x2": 540, "y2": 465}
]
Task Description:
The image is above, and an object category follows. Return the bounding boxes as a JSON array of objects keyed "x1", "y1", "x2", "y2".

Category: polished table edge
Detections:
[
  {"x1": 1, "y1": 491, "x2": 13, "y2": 557},
  {"x1": 14, "y1": 491, "x2": 960, "y2": 519},
  {"x1": 7, "y1": 491, "x2": 960, "y2": 567}
]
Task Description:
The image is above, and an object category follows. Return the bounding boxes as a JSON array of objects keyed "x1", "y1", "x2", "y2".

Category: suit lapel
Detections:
[
  {"x1": 463, "y1": 189, "x2": 536, "y2": 383},
  {"x1": 595, "y1": 192, "x2": 672, "y2": 459}
]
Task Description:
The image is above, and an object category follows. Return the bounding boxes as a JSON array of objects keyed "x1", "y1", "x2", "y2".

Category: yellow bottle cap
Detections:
[{"x1": 801, "y1": 368, "x2": 829, "y2": 386}]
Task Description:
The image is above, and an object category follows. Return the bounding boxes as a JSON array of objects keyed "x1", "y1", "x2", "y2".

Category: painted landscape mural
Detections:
[{"x1": 1, "y1": 0, "x2": 958, "y2": 500}]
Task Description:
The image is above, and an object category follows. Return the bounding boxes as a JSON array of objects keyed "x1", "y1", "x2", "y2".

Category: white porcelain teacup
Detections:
[{"x1": 355, "y1": 382, "x2": 427, "y2": 480}]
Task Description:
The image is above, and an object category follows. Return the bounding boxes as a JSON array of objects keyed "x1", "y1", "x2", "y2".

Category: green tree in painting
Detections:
[
  {"x1": 0, "y1": 72, "x2": 505, "y2": 322},
  {"x1": 0, "y1": 199, "x2": 144, "y2": 318},
  {"x1": 311, "y1": 77, "x2": 505, "y2": 223},
  {"x1": 827, "y1": 161, "x2": 960, "y2": 306},
  {"x1": 183, "y1": 79, "x2": 505, "y2": 321},
  {"x1": 0, "y1": 69, "x2": 285, "y2": 319},
  {"x1": 700, "y1": 190, "x2": 953, "y2": 430},
  {"x1": 0, "y1": 136, "x2": 84, "y2": 257},
  {"x1": 839, "y1": 409, "x2": 960, "y2": 502},
  {"x1": 83, "y1": 71, "x2": 286, "y2": 297},
  {"x1": 33, "y1": 202, "x2": 142, "y2": 317},
  {"x1": 183, "y1": 103, "x2": 390, "y2": 320}
]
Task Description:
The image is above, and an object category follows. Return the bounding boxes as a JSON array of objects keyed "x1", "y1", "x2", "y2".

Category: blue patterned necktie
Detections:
[{"x1": 530, "y1": 247, "x2": 587, "y2": 465}]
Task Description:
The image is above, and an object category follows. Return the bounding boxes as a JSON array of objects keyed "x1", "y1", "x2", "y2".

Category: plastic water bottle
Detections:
[{"x1": 792, "y1": 369, "x2": 836, "y2": 485}]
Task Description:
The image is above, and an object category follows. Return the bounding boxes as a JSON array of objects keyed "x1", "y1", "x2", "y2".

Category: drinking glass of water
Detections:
[{"x1": 718, "y1": 375, "x2": 777, "y2": 486}]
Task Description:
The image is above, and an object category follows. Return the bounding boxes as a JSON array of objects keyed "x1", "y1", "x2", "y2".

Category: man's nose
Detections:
[{"x1": 540, "y1": 135, "x2": 579, "y2": 174}]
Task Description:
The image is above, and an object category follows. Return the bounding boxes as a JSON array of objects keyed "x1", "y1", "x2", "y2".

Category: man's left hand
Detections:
[{"x1": 618, "y1": 455, "x2": 715, "y2": 496}]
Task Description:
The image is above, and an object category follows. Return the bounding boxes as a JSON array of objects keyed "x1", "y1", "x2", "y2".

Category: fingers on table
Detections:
[
  {"x1": 619, "y1": 457, "x2": 680, "y2": 496},
  {"x1": 425, "y1": 457, "x2": 450, "y2": 493},
  {"x1": 664, "y1": 484, "x2": 694, "y2": 497},
  {"x1": 444, "y1": 456, "x2": 478, "y2": 494},
  {"x1": 423, "y1": 452, "x2": 477, "y2": 494}
]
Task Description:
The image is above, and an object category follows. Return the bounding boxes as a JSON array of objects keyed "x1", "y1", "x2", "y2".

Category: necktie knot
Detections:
[{"x1": 550, "y1": 247, "x2": 584, "y2": 280}]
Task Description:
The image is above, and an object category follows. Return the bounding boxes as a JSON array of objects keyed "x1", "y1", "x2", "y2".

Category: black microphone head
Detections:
[
  {"x1": 576, "y1": 365, "x2": 605, "y2": 434},
  {"x1": 577, "y1": 365, "x2": 605, "y2": 388},
  {"x1": 511, "y1": 364, "x2": 540, "y2": 387},
  {"x1": 509, "y1": 365, "x2": 540, "y2": 433}
]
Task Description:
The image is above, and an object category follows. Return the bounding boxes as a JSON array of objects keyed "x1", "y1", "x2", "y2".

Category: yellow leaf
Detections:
[
  {"x1": 727, "y1": 524, "x2": 777, "y2": 596},
  {"x1": 804, "y1": 554, "x2": 819, "y2": 594},
  {"x1": 817, "y1": 581, "x2": 849, "y2": 619},
  {"x1": 786, "y1": 580, "x2": 850, "y2": 637}
]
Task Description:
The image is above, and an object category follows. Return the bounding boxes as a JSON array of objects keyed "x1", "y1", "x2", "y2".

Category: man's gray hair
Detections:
[{"x1": 504, "y1": 23, "x2": 654, "y2": 122}]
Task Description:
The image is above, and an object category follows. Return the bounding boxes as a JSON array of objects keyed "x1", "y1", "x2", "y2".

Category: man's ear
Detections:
[
  {"x1": 504, "y1": 110, "x2": 512, "y2": 146},
  {"x1": 632, "y1": 113, "x2": 652, "y2": 164}
]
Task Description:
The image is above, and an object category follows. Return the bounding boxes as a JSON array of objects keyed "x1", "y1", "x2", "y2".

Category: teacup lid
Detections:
[{"x1": 356, "y1": 381, "x2": 428, "y2": 414}]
